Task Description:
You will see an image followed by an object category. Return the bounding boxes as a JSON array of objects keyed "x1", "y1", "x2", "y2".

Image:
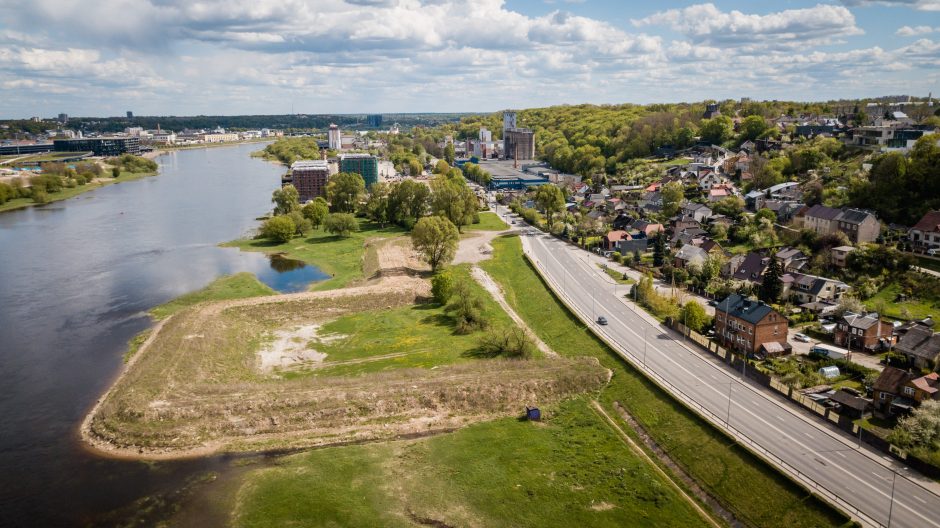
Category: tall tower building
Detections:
[
  {"x1": 328, "y1": 124, "x2": 341, "y2": 150},
  {"x1": 502, "y1": 111, "x2": 517, "y2": 134}
]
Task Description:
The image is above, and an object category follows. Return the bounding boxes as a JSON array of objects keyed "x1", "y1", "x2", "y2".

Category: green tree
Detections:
[
  {"x1": 111, "y1": 166, "x2": 120, "y2": 178},
  {"x1": 431, "y1": 268, "x2": 455, "y2": 304},
  {"x1": 323, "y1": 212, "x2": 359, "y2": 237},
  {"x1": 430, "y1": 174, "x2": 477, "y2": 232},
  {"x1": 534, "y1": 184, "x2": 565, "y2": 228},
  {"x1": 287, "y1": 210, "x2": 312, "y2": 236},
  {"x1": 272, "y1": 184, "x2": 300, "y2": 215},
  {"x1": 407, "y1": 158, "x2": 423, "y2": 177},
  {"x1": 738, "y1": 115, "x2": 770, "y2": 142},
  {"x1": 680, "y1": 301, "x2": 710, "y2": 333},
  {"x1": 700, "y1": 115, "x2": 734, "y2": 145},
  {"x1": 760, "y1": 257, "x2": 783, "y2": 302},
  {"x1": 444, "y1": 142, "x2": 455, "y2": 164},
  {"x1": 755, "y1": 208, "x2": 777, "y2": 223},
  {"x1": 327, "y1": 172, "x2": 365, "y2": 213},
  {"x1": 653, "y1": 233, "x2": 668, "y2": 267},
  {"x1": 661, "y1": 181, "x2": 684, "y2": 218},
  {"x1": 387, "y1": 179, "x2": 430, "y2": 227},
  {"x1": 433, "y1": 160, "x2": 450, "y2": 174},
  {"x1": 445, "y1": 282, "x2": 488, "y2": 334},
  {"x1": 365, "y1": 182, "x2": 390, "y2": 226},
  {"x1": 477, "y1": 327, "x2": 536, "y2": 359},
  {"x1": 301, "y1": 197, "x2": 328, "y2": 229},
  {"x1": 261, "y1": 215, "x2": 296, "y2": 243},
  {"x1": 411, "y1": 215, "x2": 459, "y2": 271}
]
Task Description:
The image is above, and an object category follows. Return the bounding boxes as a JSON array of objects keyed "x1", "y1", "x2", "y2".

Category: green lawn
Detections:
[
  {"x1": 469, "y1": 211, "x2": 509, "y2": 231},
  {"x1": 480, "y1": 234, "x2": 852, "y2": 528},
  {"x1": 603, "y1": 266, "x2": 635, "y2": 284},
  {"x1": 222, "y1": 219, "x2": 406, "y2": 291},
  {"x1": 0, "y1": 170, "x2": 157, "y2": 214},
  {"x1": 866, "y1": 282, "x2": 940, "y2": 321},
  {"x1": 149, "y1": 272, "x2": 276, "y2": 320},
  {"x1": 232, "y1": 399, "x2": 712, "y2": 528}
]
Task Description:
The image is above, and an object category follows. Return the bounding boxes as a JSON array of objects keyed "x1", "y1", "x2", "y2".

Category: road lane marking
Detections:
[{"x1": 529, "y1": 236, "x2": 940, "y2": 528}]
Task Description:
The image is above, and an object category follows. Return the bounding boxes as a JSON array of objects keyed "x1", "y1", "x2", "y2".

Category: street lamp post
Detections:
[
  {"x1": 887, "y1": 470, "x2": 898, "y2": 527},
  {"x1": 726, "y1": 381, "x2": 733, "y2": 426}
]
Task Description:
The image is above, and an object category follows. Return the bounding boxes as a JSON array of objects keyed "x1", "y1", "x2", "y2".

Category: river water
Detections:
[{"x1": 0, "y1": 143, "x2": 321, "y2": 526}]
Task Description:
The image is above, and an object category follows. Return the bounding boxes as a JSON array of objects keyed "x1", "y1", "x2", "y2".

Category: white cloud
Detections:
[
  {"x1": 841, "y1": 0, "x2": 940, "y2": 11},
  {"x1": 896, "y1": 25, "x2": 937, "y2": 35}
]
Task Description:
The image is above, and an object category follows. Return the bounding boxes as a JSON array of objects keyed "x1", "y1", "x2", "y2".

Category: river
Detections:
[{"x1": 0, "y1": 143, "x2": 319, "y2": 526}]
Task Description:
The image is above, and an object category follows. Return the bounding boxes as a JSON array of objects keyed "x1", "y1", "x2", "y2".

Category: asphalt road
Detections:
[{"x1": 508, "y1": 217, "x2": 940, "y2": 528}]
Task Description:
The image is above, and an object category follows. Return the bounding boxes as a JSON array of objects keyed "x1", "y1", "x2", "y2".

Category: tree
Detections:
[
  {"x1": 754, "y1": 208, "x2": 777, "y2": 223},
  {"x1": 433, "y1": 160, "x2": 450, "y2": 174},
  {"x1": 272, "y1": 184, "x2": 300, "y2": 215},
  {"x1": 712, "y1": 196, "x2": 744, "y2": 218},
  {"x1": 700, "y1": 115, "x2": 734, "y2": 145},
  {"x1": 411, "y1": 215, "x2": 459, "y2": 271},
  {"x1": 661, "y1": 181, "x2": 684, "y2": 217},
  {"x1": 326, "y1": 172, "x2": 365, "y2": 213},
  {"x1": 760, "y1": 257, "x2": 783, "y2": 302},
  {"x1": 444, "y1": 142, "x2": 455, "y2": 164},
  {"x1": 445, "y1": 282, "x2": 488, "y2": 334},
  {"x1": 680, "y1": 301, "x2": 710, "y2": 333},
  {"x1": 111, "y1": 166, "x2": 120, "y2": 178},
  {"x1": 738, "y1": 115, "x2": 770, "y2": 142},
  {"x1": 431, "y1": 268, "x2": 455, "y2": 304},
  {"x1": 477, "y1": 327, "x2": 536, "y2": 359},
  {"x1": 534, "y1": 184, "x2": 565, "y2": 228},
  {"x1": 261, "y1": 215, "x2": 296, "y2": 243},
  {"x1": 301, "y1": 197, "x2": 328, "y2": 229},
  {"x1": 653, "y1": 233, "x2": 668, "y2": 267},
  {"x1": 430, "y1": 174, "x2": 477, "y2": 232},
  {"x1": 407, "y1": 158, "x2": 423, "y2": 177},
  {"x1": 287, "y1": 210, "x2": 312, "y2": 236},
  {"x1": 323, "y1": 212, "x2": 359, "y2": 237},
  {"x1": 365, "y1": 182, "x2": 390, "y2": 226},
  {"x1": 889, "y1": 400, "x2": 940, "y2": 452},
  {"x1": 387, "y1": 179, "x2": 430, "y2": 227}
]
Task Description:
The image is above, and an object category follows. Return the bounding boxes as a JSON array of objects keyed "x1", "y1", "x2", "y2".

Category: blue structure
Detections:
[
  {"x1": 525, "y1": 406, "x2": 541, "y2": 421},
  {"x1": 488, "y1": 174, "x2": 549, "y2": 190}
]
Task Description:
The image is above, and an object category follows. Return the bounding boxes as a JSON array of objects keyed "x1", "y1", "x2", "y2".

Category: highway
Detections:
[{"x1": 508, "y1": 217, "x2": 940, "y2": 528}]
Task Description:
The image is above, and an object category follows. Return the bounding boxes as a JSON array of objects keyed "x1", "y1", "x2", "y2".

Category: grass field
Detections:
[
  {"x1": 603, "y1": 266, "x2": 635, "y2": 284},
  {"x1": 233, "y1": 398, "x2": 712, "y2": 528},
  {"x1": 222, "y1": 220, "x2": 406, "y2": 291},
  {"x1": 480, "y1": 234, "x2": 852, "y2": 528},
  {"x1": 149, "y1": 273, "x2": 275, "y2": 320},
  {"x1": 0, "y1": 170, "x2": 157, "y2": 214},
  {"x1": 469, "y1": 211, "x2": 509, "y2": 231},
  {"x1": 866, "y1": 282, "x2": 940, "y2": 321}
]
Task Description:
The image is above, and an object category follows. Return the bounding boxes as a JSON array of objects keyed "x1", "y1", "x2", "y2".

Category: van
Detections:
[{"x1": 810, "y1": 343, "x2": 847, "y2": 360}]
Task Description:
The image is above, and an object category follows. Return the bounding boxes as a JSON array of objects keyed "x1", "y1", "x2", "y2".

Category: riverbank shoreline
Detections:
[{"x1": 0, "y1": 168, "x2": 160, "y2": 214}]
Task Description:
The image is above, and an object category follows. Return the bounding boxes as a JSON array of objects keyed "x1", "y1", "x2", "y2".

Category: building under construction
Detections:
[{"x1": 504, "y1": 128, "x2": 535, "y2": 161}]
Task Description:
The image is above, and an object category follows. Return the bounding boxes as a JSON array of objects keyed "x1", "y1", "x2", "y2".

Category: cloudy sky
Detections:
[{"x1": 0, "y1": 0, "x2": 938, "y2": 117}]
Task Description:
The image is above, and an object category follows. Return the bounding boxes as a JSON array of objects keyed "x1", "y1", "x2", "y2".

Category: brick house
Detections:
[
  {"x1": 833, "y1": 312, "x2": 895, "y2": 353},
  {"x1": 902, "y1": 373, "x2": 940, "y2": 405},
  {"x1": 715, "y1": 294, "x2": 790, "y2": 355},
  {"x1": 909, "y1": 210, "x2": 940, "y2": 251},
  {"x1": 796, "y1": 205, "x2": 881, "y2": 244},
  {"x1": 603, "y1": 230, "x2": 629, "y2": 251}
]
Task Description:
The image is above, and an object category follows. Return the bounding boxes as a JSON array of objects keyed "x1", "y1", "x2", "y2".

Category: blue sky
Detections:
[{"x1": 0, "y1": 0, "x2": 938, "y2": 117}]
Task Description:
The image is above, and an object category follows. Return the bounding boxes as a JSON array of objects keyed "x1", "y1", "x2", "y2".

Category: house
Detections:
[
  {"x1": 673, "y1": 244, "x2": 708, "y2": 270},
  {"x1": 895, "y1": 324, "x2": 940, "y2": 370},
  {"x1": 681, "y1": 203, "x2": 713, "y2": 223},
  {"x1": 673, "y1": 215, "x2": 701, "y2": 233},
  {"x1": 714, "y1": 294, "x2": 790, "y2": 355},
  {"x1": 833, "y1": 312, "x2": 895, "y2": 353},
  {"x1": 721, "y1": 254, "x2": 746, "y2": 278},
  {"x1": 774, "y1": 247, "x2": 807, "y2": 272},
  {"x1": 618, "y1": 231, "x2": 650, "y2": 255},
  {"x1": 732, "y1": 252, "x2": 770, "y2": 284},
  {"x1": 698, "y1": 172, "x2": 723, "y2": 191},
  {"x1": 904, "y1": 373, "x2": 940, "y2": 404},
  {"x1": 632, "y1": 220, "x2": 664, "y2": 238},
  {"x1": 872, "y1": 367, "x2": 916, "y2": 415},
  {"x1": 836, "y1": 208, "x2": 881, "y2": 244},
  {"x1": 831, "y1": 246, "x2": 856, "y2": 268},
  {"x1": 797, "y1": 204, "x2": 843, "y2": 235},
  {"x1": 909, "y1": 210, "x2": 940, "y2": 251},
  {"x1": 787, "y1": 272, "x2": 850, "y2": 304},
  {"x1": 603, "y1": 230, "x2": 630, "y2": 251}
]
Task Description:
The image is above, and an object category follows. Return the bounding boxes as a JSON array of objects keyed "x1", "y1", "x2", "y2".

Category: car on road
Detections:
[
  {"x1": 511, "y1": 220, "x2": 516, "y2": 224},
  {"x1": 597, "y1": 316, "x2": 608, "y2": 325},
  {"x1": 707, "y1": 300, "x2": 717, "y2": 307},
  {"x1": 794, "y1": 332, "x2": 811, "y2": 342}
]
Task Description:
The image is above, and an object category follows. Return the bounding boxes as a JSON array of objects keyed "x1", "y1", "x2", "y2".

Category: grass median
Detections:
[{"x1": 481, "y1": 234, "x2": 853, "y2": 528}]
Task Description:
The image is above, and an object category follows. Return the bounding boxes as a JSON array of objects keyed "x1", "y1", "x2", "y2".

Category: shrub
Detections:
[
  {"x1": 261, "y1": 215, "x2": 296, "y2": 243},
  {"x1": 477, "y1": 327, "x2": 536, "y2": 359},
  {"x1": 323, "y1": 213, "x2": 359, "y2": 238},
  {"x1": 431, "y1": 268, "x2": 455, "y2": 304},
  {"x1": 446, "y1": 282, "x2": 488, "y2": 334}
]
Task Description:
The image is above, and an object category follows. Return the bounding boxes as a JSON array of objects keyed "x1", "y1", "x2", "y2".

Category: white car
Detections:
[
  {"x1": 794, "y1": 332, "x2": 811, "y2": 342},
  {"x1": 928, "y1": 248, "x2": 939, "y2": 256}
]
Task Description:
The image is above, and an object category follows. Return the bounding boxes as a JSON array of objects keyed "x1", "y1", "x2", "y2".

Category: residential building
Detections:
[
  {"x1": 198, "y1": 132, "x2": 238, "y2": 143},
  {"x1": 367, "y1": 114, "x2": 383, "y2": 128},
  {"x1": 288, "y1": 160, "x2": 330, "y2": 203},
  {"x1": 831, "y1": 245, "x2": 856, "y2": 268},
  {"x1": 798, "y1": 204, "x2": 843, "y2": 236},
  {"x1": 895, "y1": 324, "x2": 940, "y2": 370},
  {"x1": 909, "y1": 210, "x2": 940, "y2": 251},
  {"x1": 602, "y1": 230, "x2": 629, "y2": 251},
  {"x1": 328, "y1": 124, "x2": 341, "y2": 150},
  {"x1": 872, "y1": 367, "x2": 915, "y2": 415},
  {"x1": 632, "y1": 220, "x2": 664, "y2": 238},
  {"x1": 714, "y1": 294, "x2": 790, "y2": 355},
  {"x1": 339, "y1": 153, "x2": 379, "y2": 188},
  {"x1": 903, "y1": 373, "x2": 940, "y2": 405},
  {"x1": 681, "y1": 203, "x2": 713, "y2": 223},
  {"x1": 504, "y1": 128, "x2": 535, "y2": 160},
  {"x1": 786, "y1": 272, "x2": 850, "y2": 304},
  {"x1": 796, "y1": 205, "x2": 880, "y2": 244},
  {"x1": 731, "y1": 252, "x2": 770, "y2": 284},
  {"x1": 673, "y1": 244, "x2": 708, "y2": 269},
  {"x1": 53, "y1": 137, "x2": 140, "y2": 156},
  {"x1": 834, "y1": 312, "x2": 894, "y2": 353}
]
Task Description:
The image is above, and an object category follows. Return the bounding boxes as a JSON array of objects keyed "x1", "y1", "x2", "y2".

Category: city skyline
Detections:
[{"x1": 1, "y1": 0, "x2": 938, "y2": 117}]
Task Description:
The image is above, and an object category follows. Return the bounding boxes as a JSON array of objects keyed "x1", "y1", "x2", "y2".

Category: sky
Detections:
[{"x1": 0, "y1": 0, "x2": 938, "y2": 117}]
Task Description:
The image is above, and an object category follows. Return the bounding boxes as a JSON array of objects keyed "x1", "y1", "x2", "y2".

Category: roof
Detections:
[
  {"x1": 830, "y1": 390, "x2": 870, "y2": 411},
  {"x1": 840, "y1": 312, "x2": 882, "y2": 331},
  {"x1": 832, "y1": 245, "x2": 856, "y2": 253},
  {"x1": 732, "y1": 253, "x2": 769, "y2": 282},
  {"x1": 911, "y1": 211, "x2": 940, "y2": 234},
  {"x1": 909, "y1": 373, "x2": 939, "y2": 395},
  {"x1": 839, "y1": 208, "x2": 876, "y2": 225},
  {"x1": 605, "y1": 230, "x2": 629, "y2": 242},
  {"x1": 803, "y1": 204, "x2": 842, "y2": 221},
  {"x1": 291, "y1": 160, "x2": 329, "y2": 170},
  {"x1": 716, "y1": 293, "x2": 775, "y2": 325},
  {"x1": 675, "y1": 244, "x2": 708, "y2": 263},
  {"x1": 872, "y1": 367, "x2": 915, "y2": 394},
  {"x1": 775, "y1": 247, "x2": 803, "y2": 261},
  {"x1": 895, "y1": 325, "x2": 940, "y2": 360}
]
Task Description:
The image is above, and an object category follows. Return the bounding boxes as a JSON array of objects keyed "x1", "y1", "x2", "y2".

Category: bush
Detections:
[
  {"x1": 431, "y1": 269, "x2": 455, "y2": 304},
  {"x1": 112, "y1": 167, "x2": 121, "y2": 178},
  {"x1": 323, "y1": 213, "x2": 359, "y2": 237},
  {"x1": 261, "y1": 215, "x2": 296, "y2": 243},
  {"x1": 445, "y1": 282, "x2": 488, "y2": 334},
  {"x1": 32, "y1": 189, "x2": 49, "y2": 204},
  {"x1": 477, "y1": 327, "x2": 536, "y2": 359}
]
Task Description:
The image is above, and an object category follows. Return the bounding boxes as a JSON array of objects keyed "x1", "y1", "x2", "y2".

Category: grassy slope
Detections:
[
  {"x1": 469, "y1": 211, "x2": 509, "y2": 231},
  {"x1": 149, "y1": 272, "x2": 276, "y2": 320},
  {"x1": 222, "y1": 220, "x2": 405, "y2": 291},
  {"x1": 233, "y1": 399, "x2": 711, "y2": 528},
  {"x1": 480, "y1": 234, "x2": 852, "y2": 528},
  {"x1": 0, "y1": 170, "x2": 157, "y2": 214},
  {"x1": 866, "y1": 282, "x2": 940, "y2": 321}
]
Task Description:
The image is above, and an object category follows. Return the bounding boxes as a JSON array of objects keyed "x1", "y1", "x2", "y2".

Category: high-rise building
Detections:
[
  {"x1": 504, "y1": 128, "x2": 535, "y2": 161},
  {"x1": 367, "y1": 114, "x2": 383, "y2": 128},
  {"x1": 339, "y1": 153, "x2": 379, "y2": 188},
  {"x1": 502, "y1": 111, "x2": 517, "y2": 134},
  {"x1": 328, "y1": 124, "x2": 341, "y2": 150},
  {"x1": 58, "y1": 113, "x2": 68, "y2": 123},
  {"x1": 127, "y1": 111, "x2": 134, "y2": 119},
  {"x1": 288, "y1": 160, "x2": 330, "y2": 202}
]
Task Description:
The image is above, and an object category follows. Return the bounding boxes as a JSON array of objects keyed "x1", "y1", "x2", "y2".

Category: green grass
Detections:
[
  {"x1": 480, "y1": 234, "x2": 852, "y2": 528},
  {"x1": 866, "y1": 282, "x2": 940, "y2": 321},
  {"x1": 222, "y1": 219, "x2": 406, "y2": 291},
  {"x1": 469, "y1": 211, "x2": 509, "y2": 231},
  {"x1": 0, "y1": 170, "x2": 157, "y2": 214},
  {"x1": 232, "y1": 399, "x2": 712, "y2": 528},
  {"x1": 149, "y1": 273, "x2": 276, "y2": 320},
  {"x1": 291, "y1": 265, "x2": 521, "y2": 377},
  {"x1": 123, "y1": 329, "x2": 152, "y2": 363},
  {"x1": 603, "y1": 266, "x2": 635, "y2": 284},
  {"x1": 915, "y1": 256, "x2": 940, "y2": 273}
]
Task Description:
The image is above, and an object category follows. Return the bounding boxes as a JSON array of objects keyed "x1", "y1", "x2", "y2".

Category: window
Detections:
[
  {"x1": 879, "y1": 392, "x2": 887, "y2": 400},
  {"x1": 774, "y1": 325, "x2": 779, "y2": 336},
  {"x1": 903, "y1": 387, "x2": 915, "y2": 397}
]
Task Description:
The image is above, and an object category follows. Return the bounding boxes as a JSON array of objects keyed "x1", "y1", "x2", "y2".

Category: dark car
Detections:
[
  {"x1": 707, "y1": 300, "x2": 717, "y2": 307},
  {"x1": 597, "y1": 316, "x2": 608, "y2": 325}
]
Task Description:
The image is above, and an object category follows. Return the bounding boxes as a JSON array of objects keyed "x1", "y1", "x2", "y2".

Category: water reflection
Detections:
[{"x1": 258, "y1": 253, "x2": 329, "y2": 292}]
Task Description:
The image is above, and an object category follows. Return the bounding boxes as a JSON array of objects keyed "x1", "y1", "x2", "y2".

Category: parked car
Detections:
[
  {"x1": 929, "y1": 248, "x2": 939, "y2": 256},
  {"x1": 597, "y1": 316, "x2": 608, "y2": 325},
  {"x1": 707, "y1": 300, "x2": 717, "y2": 307},
  {"x1": 794, "y1": 332, "x2": 811, "y2": 342}
]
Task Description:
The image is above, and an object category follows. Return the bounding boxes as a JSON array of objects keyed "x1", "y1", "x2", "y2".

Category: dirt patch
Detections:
[
  {"x1": 453, "y1": 230, "x2": 504, "y2": 265},
  {"x1": 589, "y1": 501, "x2": 616, "y2": 511},
  {"x1": 258, "y1": 324, "x2": 340, "y2": 372},
  {"x1": 367, "y1": 237, "x2": 430, "y2": 279}
]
